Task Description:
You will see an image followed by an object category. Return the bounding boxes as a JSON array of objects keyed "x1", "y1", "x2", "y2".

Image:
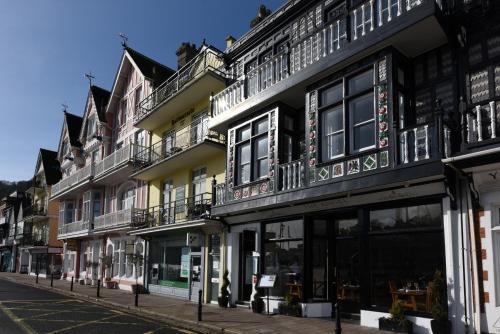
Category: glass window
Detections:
[
  {"x1": 237, "y1": 125, "x2": 251, "y2": 142},
  {"x1": 254, "y1": 136, "x2": 268, "y2": 179},
  {"x1": 93, "y1": 192, "x2": 101, "y2": 218},
  {"x1": 322, "y1": 106, "x2": 344, "y2": 159},
  {"x1": 265, "y1": 220, "x2": 304, "y2": 240},
  {"x1": 321, "y1": 83, "x2": 343, "y2": 107},
  {"x1": 119, "y1": 241, "x2": 126, "y2": 276},
  {"x1": 253, "y1": 118, "x2": 269, "y2": 135},
  {"x1": 351, "y1": 92, "x2": 375, "y2": 151},
  {"x1": 349, "y1": 69, "x2": 373, "y2": 95},
  {"x1": 237, "y1": 143, "x2": 251, "y2": 184},
  {"x1": 370, "y1": 203, "x2": 442, "y2": 232}
]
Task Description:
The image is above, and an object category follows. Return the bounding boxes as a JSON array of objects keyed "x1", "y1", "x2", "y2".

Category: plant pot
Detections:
[
  {"x1": 251, "y1": 299, "x2": 264, "y2": 313},
  {"x1": 379, "y1": 318, "x2": 414, "y2": 334},
  {"x1": 218, "y1": 296, "x2": 229, "y2": 308},
  {"x1": 431, "y1": 319, "x2": 452, "y2": 334},
  {"x1": 278, "y1": 303, "x2": 302, "y2": 317},
  {"x1": 105, "y1": 281, "x2": 115, "y2": 289}
]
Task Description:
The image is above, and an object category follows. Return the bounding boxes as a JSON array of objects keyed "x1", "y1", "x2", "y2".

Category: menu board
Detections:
[{"x1": 258, "y1": 275, "x2": 276, "y2": 288}]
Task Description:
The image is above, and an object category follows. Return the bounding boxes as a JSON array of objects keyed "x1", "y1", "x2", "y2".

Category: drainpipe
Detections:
[{"x1": 446, "y1": 163, "x2": 481, "y2": 333}]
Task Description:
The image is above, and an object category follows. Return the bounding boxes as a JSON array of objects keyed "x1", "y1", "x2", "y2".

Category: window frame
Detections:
[
  {"x1": 234, "y1": 115, "x2": 270, "y2": 186},
  {"x1": 318, "y1": 65, "x2": 376, "y2": 163}
]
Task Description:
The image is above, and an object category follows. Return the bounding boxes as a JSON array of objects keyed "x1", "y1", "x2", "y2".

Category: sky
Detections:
[{"x1": 0, "y1": 0, "x2": 284, "y2": 181}]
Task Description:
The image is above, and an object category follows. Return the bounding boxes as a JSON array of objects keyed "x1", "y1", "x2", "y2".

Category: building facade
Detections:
[
  {"x1": 0, "y1": 192, "x2": 26, "y2": 272},
  {"x1": 130, "y1": 43, "x2": 228, "y2": 303},
  {"x1": 54, "y1": 46, "x2": 174, "y2": 290}
]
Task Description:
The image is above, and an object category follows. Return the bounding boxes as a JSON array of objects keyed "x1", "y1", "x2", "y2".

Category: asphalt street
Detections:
[{"x1": 0, "y1": 279, "x2": 196, "y2": 334}]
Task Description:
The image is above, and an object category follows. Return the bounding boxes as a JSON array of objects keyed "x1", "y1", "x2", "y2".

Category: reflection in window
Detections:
[{"x1": 370, "y1": 203, "x2": 442, "y2": 231}]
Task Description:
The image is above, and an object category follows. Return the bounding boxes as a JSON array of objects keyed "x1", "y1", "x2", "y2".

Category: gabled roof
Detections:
[
  {"x1": 124, "y1": 47, "x2": 175, "y2": 87},
  {"x1": 38, "y1": 149, "x2": 62, "y2": 186},
  {"x1": 64, "y1": 111, "x2": 83, "y2": 147},
  {"x1": 90, "y1": 85, "x2": 111, "y2": 122}
]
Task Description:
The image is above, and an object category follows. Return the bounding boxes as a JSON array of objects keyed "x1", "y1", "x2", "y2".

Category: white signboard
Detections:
[
  {"x1": 186, "y1": 233, "x2": 201, "y2": 247},
  {"x1": 258, "y1": 275, "x2": 276, "y2": 288}
]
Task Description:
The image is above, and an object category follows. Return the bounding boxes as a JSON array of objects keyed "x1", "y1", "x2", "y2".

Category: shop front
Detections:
[
  {"x1": 230, "y1": 197, "x2": 446, "y2": 321},
  {"x1": 28, "y1": 248, "x2": 63, "y2": 277},
  {"x1": 0, "y1": 247, "x2": 12, "y2": 272}
]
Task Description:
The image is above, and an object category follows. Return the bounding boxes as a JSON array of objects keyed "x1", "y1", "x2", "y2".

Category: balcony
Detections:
[
  {"x1": 57, "y1": 220, "x2": 91, "y2": 239},
  {"x1": 51, "y1": 164, "x2": 94, "y2": 199},
  {"x1": 23, "y1": 205, "x2": 48, "y2": 223},
  {"x1": 464, "y1": 100, "x2": 500, "y2": 147},
  {"x1": 93, "y1": 144, "x2": 134, "y2": 185},
  {"x1": 210, "y1": 0, "x2": 447, "y2": 130},
  {"x1": 93, "y1": 208, "x2": 136, "y2": 232},
  {"x1": 134, "y1": 46, "x2": 226, "y2": 131},
  {"x1": 20, "y1": 235, "x2": 48, "y2": 247},
  {"x1": 213, "y1": 118, "x2": 445, "y2": 215},
  {"x1": 132, "y1": 119, "x2": 225, "y2": 181},
  {"x1": 131, "y1": 193, "x2": 213, "y2": 233}
]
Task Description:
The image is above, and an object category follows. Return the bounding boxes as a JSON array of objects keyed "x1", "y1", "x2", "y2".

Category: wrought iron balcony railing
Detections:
[
  {"x1": 51, "y1": 164, "x2": 94, "y2": 197},
  {"x1": 134, "y1": 46, "x2": 225, "y2": 124},
  {"x1": 133, "y1": 118, "x2": 225, "y2": 168},
  {"x1": 94, "y1": 144, "x2": 132, "y2": 178},
  {"x1": 212, "y1": 0, "x2": 434, "y2": 119},
  {"x1": 93, "y1": 207, "x2": 136, "y2": 231},
  {"x1": 132, "y1": 193, "x2": 212, "y2": 229}
]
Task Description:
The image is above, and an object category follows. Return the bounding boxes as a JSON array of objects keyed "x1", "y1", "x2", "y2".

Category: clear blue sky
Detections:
[{"x1": 0, "y1": 0, "x2": 283, "y2": 181}]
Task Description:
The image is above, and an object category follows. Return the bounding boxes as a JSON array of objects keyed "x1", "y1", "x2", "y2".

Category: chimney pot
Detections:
[{"x1": 226, "y1": 35, "x2": 236, "y2": 49}]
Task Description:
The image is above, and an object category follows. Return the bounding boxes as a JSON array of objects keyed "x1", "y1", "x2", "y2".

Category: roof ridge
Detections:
[{"x1": 125, "y1": 46, "x2": 173, "y2": 72}]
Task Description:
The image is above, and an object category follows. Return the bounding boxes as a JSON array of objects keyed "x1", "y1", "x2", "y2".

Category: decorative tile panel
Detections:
[
  {"x1": 363, "y1": 154, "x2": 377, "y2": 171},
  {"x1": 347, "y1": 158, "x2": 360, "y2": 175},
  {"x1": 380, "y1": 150, "x2": 389, "y2": 168},
  {"x1": 378, "y1": 58, "x2": 387, "y2": 82},
  {"x1": 318, "y1": 167, "x2": 330, "y2": 181},
  {"x1": 378, "y1": 84, "x2": 389, "y2": 148},
  {"x1": 332, "y1": 163, "x2": 344, "y2": 178},
  {"x1": 308, "y1": 91, "x2": 318, "y2": 183}
]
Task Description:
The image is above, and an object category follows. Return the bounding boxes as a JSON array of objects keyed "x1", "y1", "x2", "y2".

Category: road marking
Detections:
[
  {"x1": 0, "y1": 302, "x2": 36, "y2": 334},
  {"x1": 45, "y1": 313, "x2": 123, "y2": 334}
]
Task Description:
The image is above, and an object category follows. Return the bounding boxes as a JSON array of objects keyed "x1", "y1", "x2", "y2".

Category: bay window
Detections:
[
  {"x1": 320, "y1": 67, "x2": 375, "y2": 162},
  {"x1": 235, "y1": 116, "x2": 269, "y2": 185}
]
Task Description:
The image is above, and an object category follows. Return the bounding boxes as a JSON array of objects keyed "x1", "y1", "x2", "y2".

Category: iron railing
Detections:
[
  {"x1": 465, "y1": 100, "x2": 499, "y2": 144},
  {"x1": 134, "y1": 118, "x2": 225, "y2": 168},
  {"x1": 23, "y1": 205, "x2": 47, "y2": 219},
  {"x1": 133, "y1": 193, "x2": 211, "y2": 228},
  {"x1": 58, "y1": 220, "x2": 90, "y2": 236},
  {"x1": 135, "y1": 46, "x2": 225, "y2": 124}
]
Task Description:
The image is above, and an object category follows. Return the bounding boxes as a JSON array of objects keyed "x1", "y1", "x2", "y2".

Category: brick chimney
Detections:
[
  {"x1": 226, "y1": 36, "x2": 236, "y2": 49},
  {"x1": 176, "y1": 42, "x2": 198, "y2": 69}
]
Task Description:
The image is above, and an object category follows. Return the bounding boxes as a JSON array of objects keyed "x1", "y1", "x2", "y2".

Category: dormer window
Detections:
[
  {"x1": 86, "y1": 116, "x2": 96, "y2": 139},
  {"x1": 62, "y1": 141, "x2": 70, "y2": 158}
]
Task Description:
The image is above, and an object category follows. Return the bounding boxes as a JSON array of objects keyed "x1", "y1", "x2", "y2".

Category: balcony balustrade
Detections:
[
  {"x1": 51, "y1": 164, "x2": 94, "y2": 198},
  {"x1": 93, "y1": 208, "x2": 135, "y2": 231},
  {"x1": 465, "y1": 100, "x2": 499, "y2": 145},
  {"x1": 134, "y1": 118, "x2": 225, "y2": 168},
  {"x1": 398, "y1": 122, "x2": 434, "y2": 164},
  {"x1": 135, "y1": 47, "x2": 225, "y2": 124},
  {"x1": 133, "y1": 193, "x2": 212, "y2": 229},
  {"x1": 94, "y1": 144, "x2": 132, "y2": 178},
  {"x1": 212, "y1": 0, "x2": 434, "y2": 119},
  {"x1": 23, "y1": 205, "x2": 47, "y2": 219},
  {"x1": 57, "y1": 220, "x2": 90, "y2": 237},
  {"x1": 279, "y1": 159, "x2": 306, "y2": 192}
]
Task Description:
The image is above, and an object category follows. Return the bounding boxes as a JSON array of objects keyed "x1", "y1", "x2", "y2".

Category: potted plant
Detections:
[
  {"x1": 100, "y1": 255, "x2": 113, "y2": 287},
  {"x1": 379, "y1": 300, "x2": 414, "y2": 333},
  {"x1": 251, "y1": 275, "x2": 264, "y2": 313},
  {"x1": 218, "y1": 269, "x2": 230, "y2": 308},
  {"x1": 278, "y1": 293, "x2": 302, "y2": 317},
  {"x1": 90, "y1": 261, "x2": 99, "y2": 286},
  {"x1": 430, "y1": 270, "x2": 451, "y2": 334},
  {"x1": 84, "y1": 260, "x2": 92, "y2": 285}
]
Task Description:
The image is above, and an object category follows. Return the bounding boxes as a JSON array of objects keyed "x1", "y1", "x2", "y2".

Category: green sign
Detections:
[
  {"x1": 180, "y1": 247, "x2": 190, "y2": 278},
  {"x1": 158, "y1": 280, "x2": 188, "y2": 289}
]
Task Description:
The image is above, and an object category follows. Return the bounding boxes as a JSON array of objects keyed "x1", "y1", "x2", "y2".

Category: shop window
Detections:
[
  {"x1": 149, "y1": 238, "x2": 189, "y2": 289},
  {"x1": 319, "y1": 68, "x2": 375, "y2": 162},
  {"x1": 264, "y1": 219, "x2": 304, "y2": 297},
  {"x1": 235, "y1": 116, "x2": 269, "y2": 185},
  {"x1": 135, "y1": 242, "x2": 144, "y2": 277},
  {"x1": 369, "y1": 203, "x2": 444, "y2": 313}
]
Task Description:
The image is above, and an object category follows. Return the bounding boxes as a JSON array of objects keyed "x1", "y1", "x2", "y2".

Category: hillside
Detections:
[{"x1": 0, "y1": 180, "x2": 32, "y2": 199}]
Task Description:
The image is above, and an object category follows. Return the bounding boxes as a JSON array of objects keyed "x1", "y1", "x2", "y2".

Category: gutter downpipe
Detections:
[{"x1": 446, "y1": 162, "x2": 481, "y2": 333}]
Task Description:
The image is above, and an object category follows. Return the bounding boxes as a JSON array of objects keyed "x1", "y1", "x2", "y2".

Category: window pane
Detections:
[
  {"x1": 238, "y1": 143, "x2": 251, "y2": 164},
  {"x1": 255, "y1": 136, "x2": 268, "y2": 158},
  {"x1": 257, "y1": 159, "x2": 268, "y2": 178},
  {"x1": 370, "y1": 204, "x2": 442, "y2": 232},
  {"x1": 237, "y1": 143, "x2": 251, "y2": 184},
  {"x1": 237, "y1": 126, "x2": 251, "y2": 142},
  {"x1": 348, "y1": 69, "x2": 373, "y2": 95},
  {"x1": 265, "y1": 219, "x2": 304, "y2": 240},
  {"x1": 323, "y1": 106, "x2": 344, "y2": 133},
  {"x1": 264, "y1": 240, "x2": 304, "y2": 297},
  {"x1": 353, "y1": 122, "x2": 375, "y2": 150},
  {"x1": 254, "y1": 118, "x2": 269, "y2": 135},
  {"x1": 350, "y1": 93, "x2": 374, "y2": 125},
  {"x1": 321, "y1": 83, "x2": 343, "y2": 106},
  {"x1": 323, "y1": 133, "x2": 344, "y2": 159}
]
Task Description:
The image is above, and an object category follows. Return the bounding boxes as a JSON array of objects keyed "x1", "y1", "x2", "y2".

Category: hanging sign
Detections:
[{"x1": 180, "y1": 247, "x2": 190, "y2": 278}]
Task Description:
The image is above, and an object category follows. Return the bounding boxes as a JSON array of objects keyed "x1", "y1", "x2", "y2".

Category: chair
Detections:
[{"x1": 389, "y1": 280, "x2": 417, "y2": 310}]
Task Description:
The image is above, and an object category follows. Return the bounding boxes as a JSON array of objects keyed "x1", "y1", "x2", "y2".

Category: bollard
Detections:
[
  {"x1": 70, "y1": 277, "x2": 74, "y2": 291},
  {"x1": 335, "y1": 302, "x2": 342, "y2": 334},
  {"x1": 96, "y1": 279, "x2": 100, "y2": 298},
  {"x1": 36, "y1": 271, "x2": 39, "y2": 284},
  {"x1": 134, "y1": 285, "x2": 139, "y2": 307},
  {"x1": 197, "y1": 289, "x2": 202, "y2": 322},
  {"x1": 50, "y1": 273, "x2": 54, "y2": 287}
]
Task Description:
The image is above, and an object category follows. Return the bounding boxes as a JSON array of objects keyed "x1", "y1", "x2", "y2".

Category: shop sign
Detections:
[
  {"x1": 211, "y1": 277, "x2": 220, "y2": 283},
  {"x1": 180, "y1": 247, "x2": 190, "y2": 278}
]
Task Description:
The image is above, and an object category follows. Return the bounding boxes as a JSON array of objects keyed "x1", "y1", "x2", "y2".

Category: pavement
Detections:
[
  {"x1": 0, "y1": 278, "x2": 193, "y2": 334},
  {"x1": 0, "y1": 272, "x2": 390, "y2": 334}
]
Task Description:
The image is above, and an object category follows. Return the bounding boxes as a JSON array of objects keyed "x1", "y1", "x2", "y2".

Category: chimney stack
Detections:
[
  {"x1": 176, "y1": 42, "x2": 198, "y2": 69},
  {"x1": 226, "y1": 36, "x2": 236, "y2": 49}
]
